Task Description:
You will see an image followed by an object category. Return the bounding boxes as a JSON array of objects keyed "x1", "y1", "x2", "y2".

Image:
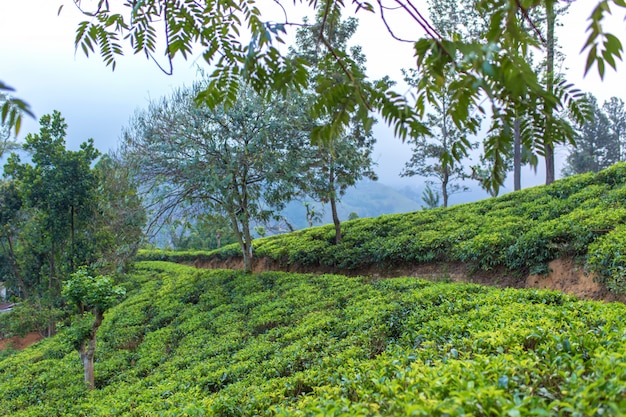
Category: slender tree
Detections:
[
  {"x1": 543, "y1": 0, "x2": 557, "y2": 185},
  {"x1": 63, "y1": 268, "x2": 125, "y2": 390},
  {"x1": 291, "y1": 12, "x2": 378, "y2": 244},
  {"x1": 563, "y1": 95, "x2": 620, "y2": 176},
  {"x1": 402, "y1": 69, "x2": 477, "y2": 208},
  {"x1": 603, "y1": 97, "x2": 626, "y2": 161}
]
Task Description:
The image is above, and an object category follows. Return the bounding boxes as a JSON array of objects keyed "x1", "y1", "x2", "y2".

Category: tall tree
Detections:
[
  {"x1": 3, "y1": 111, "x2": 100, "y2": 303},
  {"x1": 543, "y1": 0, "x2": 557, "y2": 185},
  {"x1": 90, "y1": 153, "x2": 146, "y2": 273},
  {"x1": 292, "y1": 12, "x2": 378, "y2": 244},
  {"x1": 401, "y1": 72, "x2": 476, "y2": 208},
  {"x1": 603, "y1": 97, "x2": 626, "y2": 161},
  {"x1": 562, "y1": 95, "x2": 619, "y2": 176},
  {"x1": 122, "y1": 83, "x2": 313, "y2": 272}
]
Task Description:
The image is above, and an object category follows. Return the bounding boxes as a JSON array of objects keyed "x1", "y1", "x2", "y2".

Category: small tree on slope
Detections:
[{"x1": 62, "y1": 268, "x2": 125, "y2": 390}]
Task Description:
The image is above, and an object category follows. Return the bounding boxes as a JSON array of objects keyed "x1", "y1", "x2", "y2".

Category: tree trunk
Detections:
[
  {"x1": 80, "y1": 339, "x2": 96, "y2": 390},
  {"x1": 79, "y1": 311, "x2": 103, "y2": 390},
  {"x1": 330, "y1": 195, "x2": 341, "y2": 245},
  {"x1": 242, "y1": 219, "x2": 253, "y2": 273},
  {"x1": 228, "y1": 213, "x2": 252, "y2": 273},
  {"x1": 70, "y1": 204, "x2": 75, "y2": 271},
  {"x1": 442, "y1": 169, "x2": 449, "y2": 208},
  {"x1": 544, "y1": 0, "x2": 556, "y2": 185},
  {"x1": 329, "y1": 166, "x2": 342, "y2": 244},
  {"x1": 514, "y1": 117, "x2": 521, "y2": 191}
]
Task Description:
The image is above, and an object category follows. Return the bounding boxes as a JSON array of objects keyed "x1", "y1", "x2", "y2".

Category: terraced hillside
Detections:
[
  {"x1": 1, "y1": 262, "x2": 625, "y2": 416},
  {"x1": 140, "y1": 163, "x2": 626, "y2": 298},
  {"x1": 4, "y1": 166, "x2": 626, "y2": 415}
]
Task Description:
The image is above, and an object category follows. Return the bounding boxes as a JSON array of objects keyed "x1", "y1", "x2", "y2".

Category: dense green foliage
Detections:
[
  {"x1": 143, "y1": 163, "x2": 626, "y2": 293},
  {"x1": 0, "y1": 262, "x2": 625, "y2": 415},
  {"x1": 1, "y1": 113, "x2": 145, "y2": 306},
  {"x1": 563, "y1": 95, "x2": 626, "y2": 176}
]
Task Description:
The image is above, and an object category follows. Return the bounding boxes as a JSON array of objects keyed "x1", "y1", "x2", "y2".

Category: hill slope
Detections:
[
  {"x1": 142, "y1": 163, "x2": 626, "y2": 297},
  {"x1": 1, "y1": 262, "x2": 626, "y2": 416}
]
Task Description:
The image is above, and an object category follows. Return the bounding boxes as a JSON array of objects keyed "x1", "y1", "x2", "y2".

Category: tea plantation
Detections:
[
  {"x1": 141, "y1": 163, "x2": 626, "y2": 294},
  {"x1": 1, "y1": 262, "x2": 625, "y2": 416}
]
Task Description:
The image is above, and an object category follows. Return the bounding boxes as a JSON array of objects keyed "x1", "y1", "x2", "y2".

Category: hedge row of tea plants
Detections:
[
  {"x1": 140, "y1": 163, "x2": 626, "y2": 294},
  {"x1": 1, "y1": 262, "x2": 625, "y2": 415}
]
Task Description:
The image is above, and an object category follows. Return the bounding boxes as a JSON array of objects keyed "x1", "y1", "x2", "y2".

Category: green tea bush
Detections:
[
  {"x1": 146, "y1": 162, "x2": 626, "y2": 294},
  {"x1": 587, "y1": 224, "x2": 626, "y2": 293},
  {"x1": 1, "y1": 263, "x2": 626, "y2": 415}
]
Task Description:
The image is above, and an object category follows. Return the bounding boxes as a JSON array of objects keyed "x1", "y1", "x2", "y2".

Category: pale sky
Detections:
[{"x1": 1, "y1": 0, "x2": 625, "y2": 197}]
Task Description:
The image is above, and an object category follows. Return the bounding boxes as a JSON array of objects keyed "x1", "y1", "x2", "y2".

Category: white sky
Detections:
[{"x1": 1, "y1": 0, "x2": 626, "y2": 196}]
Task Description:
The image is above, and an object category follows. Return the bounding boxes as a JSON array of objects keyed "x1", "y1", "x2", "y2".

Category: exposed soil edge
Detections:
[
  {"x1": 0, "y1": 332, "x2": 43, "y2": 351},
  {"x1": 193, "y1": 256, "x2": 626, "y2": 303}
]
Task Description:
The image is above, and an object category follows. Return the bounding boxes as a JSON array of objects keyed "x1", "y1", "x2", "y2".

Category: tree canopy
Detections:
[
  {"x1": 63, "y1": 0, "x2": 619, "y2": 188},
  {"x1": 122, "y1": 82, "x2": 315, "y2": 271}
]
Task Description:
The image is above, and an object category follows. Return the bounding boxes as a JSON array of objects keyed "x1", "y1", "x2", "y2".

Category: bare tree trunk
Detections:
[
  {"x1": 228, "y1": 213, "x2": 251, "y2": 273},
  {"x1": 242, "y1": 219, "x2": 253, "y2": 273},
  {"x1": 79, "y1": 311, "x2": 103, "y2": 390},
  {"x1": 544, "y1": 0, "x2": 556, "y2": 185},
  {"x1": 514, "y1": 118, "x2": 521, "y2": 191},
  {"x1": 329, "y1": 166, "x2": 342, "y2": 244},
  {"x1": 80, "y1": 339, "x2": 97, "y2": 390},
  {"x1": 442, "y1": 170, "x2": 449, "y2": 208},
  {"x1": 330, "y1": 195, "x2": 341, "y2": 245}
]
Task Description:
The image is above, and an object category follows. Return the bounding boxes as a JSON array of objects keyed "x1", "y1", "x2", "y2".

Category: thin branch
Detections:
[
  {"x1": 153, "y1": 1, "x2": 174, "y2": 75},
  {"x1": 515, "y1": 0, "x2": 547, "y2": 45},
  {"x1": 377, "y1": 0, "x2": 417, "y2": 43},
  {"x1": 392, "y1": 0, "x2": 442, "y2": 41},
  {"x1": 404, "y1": 0, "x2": 443, "y2": 40},
  {"x1": 272, "y1": 0, "x2": 289, "y2": 23}
]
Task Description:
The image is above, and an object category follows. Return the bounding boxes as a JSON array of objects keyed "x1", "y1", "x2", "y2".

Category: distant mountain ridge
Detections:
[{"x1": 282, "y1": 180, "x2": 421, "y2": 230}]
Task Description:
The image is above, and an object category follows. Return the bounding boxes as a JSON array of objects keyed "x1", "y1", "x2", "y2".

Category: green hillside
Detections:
[
  {"x1": 143, "y1": 163, "x2": 626, "y2": 295},
  {"x1": 1, "y1": 262, "x2": 625, "y2": 416}
]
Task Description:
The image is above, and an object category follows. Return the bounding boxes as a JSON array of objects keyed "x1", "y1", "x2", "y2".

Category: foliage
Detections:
[
  {"x1": 122, "y1": 81, "x2": 314, "y2": 271},
  {"x1": 0, "y1": 82, "x2": 33, "y2": 138},
  {"x1": 420, "y1": 184, "x2": 441, "y2": 209},
  {"x1": 65, "y1": 0, "x2": 616, "y2": 190},
  {"x1": 1, "y1": 262, "x2": 626, "y2": 414},
  {"x1": 164, "y1": 214, "x2": 238, "y2": 251},
  {"x1": 90, "y1": 154, "x2": 146, "y2": 274},
  {"x1": 2, "y1": 111, "x2": 100, "y2": 304},
  {"x1": 0, "y1": 301, "x2": 62, "y2": 339},
  {"x1": 563, "y1": 94, "x2": 625, "y2": 176},
  {"x1": 290, "y1": 12, "x2": 378, "y2": 243},
  {"x1": 62, "y1": 269, "x2": 125, "y2": 316},
  {"x1": 163, "y1": 163, "x2": 626, "y2": 293}
]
